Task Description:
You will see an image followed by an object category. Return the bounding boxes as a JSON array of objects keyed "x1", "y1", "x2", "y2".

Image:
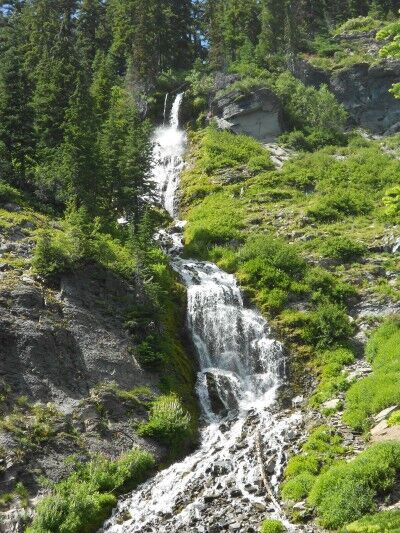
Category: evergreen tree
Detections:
[
  {"x1": 98, "y1": 86, "x2": 153, "y2": 227},
  {"x1": 60, "y1": 73, "x2": 99, "y2": 213},
  {"x1": 0, "y1": 10, "x2": 34, "y2": 186},
  {"x1": 76, "y1": 0, "x2": 109, "y2": 71},
  {"x1": 25, "y1": 0, "x2": 79, "y2": 149},
  {"x1": 257, "y1": 0, "x2": 285, "y2": 57}
]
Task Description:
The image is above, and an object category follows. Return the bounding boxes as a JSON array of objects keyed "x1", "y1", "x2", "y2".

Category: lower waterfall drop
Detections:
[{"x1": 101, "y1": 94, "x2": 302, "y2": 533}]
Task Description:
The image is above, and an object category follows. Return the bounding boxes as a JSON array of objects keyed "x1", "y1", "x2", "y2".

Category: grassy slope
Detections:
[{"x1": 180, "y1": 126, "x2": 400, "y2": 529}]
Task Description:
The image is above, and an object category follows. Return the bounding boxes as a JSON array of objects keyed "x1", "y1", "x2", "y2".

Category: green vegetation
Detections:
[
  {"x1": 282, "y1": 425, "x2": 346, "y2": 502},
  {"x1": 388, "y1": 410, "x2": 400, "y2": 426},
  {"x1": 343, "y1": 319, "x2": 400, "y2": 430},
  {"x1": 335, "y1": 16, "x2": 385, "y2": 34},
  {"x1": 260, "y1": 519, "x2": 284, "y2": 533},
  {"x1": 138, "y1": 394, "x2": 194, "y2": 452},
  {"x1": 345, "y1": 510, "x2": 400, "y2": 532},
  {"x1": 310, "y1": 347, "x2": 355, "y2": 407},
  {"x1": 26, "y1": 449, "x2": 155, "y2": 533},
  {"x1": 308, "y1": 442, "x2": 400, "y2": 529},
  {"x1": 32, "y1": 208, "x2": 135, "y2": 279}
]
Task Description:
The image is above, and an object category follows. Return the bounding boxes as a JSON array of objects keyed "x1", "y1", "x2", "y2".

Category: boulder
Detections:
[
  {"x1": 211, "y1": 88, "x2": 284, "y2": 142},
  {"x1": 371, "y1": 423, "x2": 400, "y2": 443},
  {"x1": 374, "y1": 405, "x2": 398, "y2": 423}
]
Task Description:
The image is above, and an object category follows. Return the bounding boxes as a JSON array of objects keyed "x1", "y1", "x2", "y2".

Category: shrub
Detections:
[
  {"x1": 320, "y1": 236, "x2": 366, "y2": 262},
  {"x1": 343, "y1": 320, "x2": 400, "y2": 430},
  {"x1": 238, "y1": 235, "x2": 306, "y2": 280},
  {"x1": 308, "y1": 442, "x2": 400, "y2": 529},
  {"x1": 136, "y1": 336, "x2": 165, "y2": 369},
  {"x1": 281, "y1": 472, "x2": 316, "y2": 501},
  {"x1": 33, "y1": 208, "x2": 136, "y2": 279},
  {"x1": 274, "y1": 73, "x2": 347, "y2": 133},
  {"x1": 307, "y1": 190, "x2": 372, "y2": 222},
  {"x1": 138, "y1": 394, "x2": 193, "y2": 449},
  {"x1": 388, "y1": 410, "x2": 400, "y2": 426},
  {"x1": 335, "y1": 16, "x2": 383, "y2": 35},
  {"x1": 0, "y1": 181, "x2": 23, "y2": 204},
  {"x1": 305, "y1": 268, "x2": 356, "y2": 305},
  {"x1": 26, "y1": 449, "x2": 154, "y2": 533},
  {"x1": 345, "y1": 510, "x2": 400, "y2": 532},
  {"x1": 279, "y1": 128, "x2": 347, "y2": 152},
  {"x1": 198, "y1": 128, "x2": 273, "y2": 175},
  {"x1": 260, "y1": 519, "x2": 284, "y2": 533},
  {"x1": 305, "y1": 302, "x2": 353, "y2": 348},
  {"x1": 282, "y1": 426, "x2": 345, "y2": 502},
  {"x1": 382, "y1": 185, "x2": 400, "y2": 221},
  {"x1": 310, "y1": 347, "x2": 355, "y2": 406}
]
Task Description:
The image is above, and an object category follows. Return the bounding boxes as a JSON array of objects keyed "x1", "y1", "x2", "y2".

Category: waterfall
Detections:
[
  {"x1": 151, "y1": 93, "x2": 185, "y2": 217},
  {"x1": 101, "y1": 94, "x2": 301, "y2": 533}
]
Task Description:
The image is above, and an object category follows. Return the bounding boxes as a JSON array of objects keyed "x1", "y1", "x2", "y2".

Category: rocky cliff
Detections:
[{"x1": 290, "y1": 30, "x2": 400, "y2": 134}]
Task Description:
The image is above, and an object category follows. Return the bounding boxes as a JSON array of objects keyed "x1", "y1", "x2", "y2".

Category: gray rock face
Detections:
[
  {"x1": 211, "y1": 88, "x2": 284, "y2": 142},
  {"x1": 0, "y1": 265, "x2": 156, "y2": 410},
  {"x1": 291, "y1": 57, "x2": 400, "y2": 134}
]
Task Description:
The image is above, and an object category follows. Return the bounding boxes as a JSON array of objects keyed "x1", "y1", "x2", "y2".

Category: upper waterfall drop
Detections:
[{"x1": 152, "y1": 93, "x2": 186, "y2": 217}]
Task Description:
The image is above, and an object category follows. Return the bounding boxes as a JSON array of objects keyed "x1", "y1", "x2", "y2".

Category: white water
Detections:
[
  {"x1": 151, "y1": 93, "x2": 186, "y2": 217},
  {"x1": 102, "y1": 94, "x2": 301, "y2": 533}
]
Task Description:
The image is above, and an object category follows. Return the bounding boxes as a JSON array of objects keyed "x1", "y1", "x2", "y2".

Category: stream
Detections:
[{"x1": 101, "y1": 94, "x2": 302, "y2": 533}]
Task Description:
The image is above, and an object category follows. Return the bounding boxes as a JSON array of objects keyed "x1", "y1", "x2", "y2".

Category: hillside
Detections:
[{"x1": 1, "y1": 1, "x2": 400, "y2": 532}]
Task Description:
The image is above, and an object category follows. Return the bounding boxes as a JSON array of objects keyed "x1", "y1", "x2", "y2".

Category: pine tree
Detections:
[
  {"x1": 61, "y1": 73, "x2": 99, "y2": 213},
  {"x1": 257, "y1": 0, "x2": 286, "y2": 57},
  {"x1": 25, "y1": 0, "x2": 79, "y2": 150},
  {"x1": 98, "y1": 86, "x2": 153, "y2": 227},
  {"x1": 0, "y1": 10, "x2": 34, "y2": 186},
  {"x1": 76, "y1": 0, "x2": 109, "y2": 71}
]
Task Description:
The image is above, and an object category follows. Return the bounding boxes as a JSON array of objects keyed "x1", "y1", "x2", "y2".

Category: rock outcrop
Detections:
[
  {"x1": 291, "y1": 56, "x2": 400, "y2": 134},
  {"x1": 211, "y1": 88, "x2": 285, "y2": 142}
]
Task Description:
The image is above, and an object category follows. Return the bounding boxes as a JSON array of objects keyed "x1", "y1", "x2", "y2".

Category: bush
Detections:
[
  {"x1": 388, "y1": 410, "x2": 400, "y2": 426},
  {"x1": 260, "y1": 519, "x2": 284, "y2": 533},
  {"x1": 345, "y1": 510, "x2": 400, "y2": 532},
  {"x1": 343, "y1": 320, "x2": 400, "y2": 430},
  {"x1": 310, "y1": 347, "x2": 355, "y2": 406},
  {"x1": 282, "y1": 426, "x2": 345, "y2": 502},
  {"x1": 308, "y1": 442, "x2": 400, "y2": 529},
  {"x1": 305, "y1": 302, "x2": 353, "y2": 348},
  {"x1": 26, "y1": 449, "x2": 154, "y2": 533},
  {"x1": 307, "y1": 190, "x2": 372, "y2": 222},
  {"x1": 305, "y1": 268, "x2": 356, "y2": 305},
  {"x1": 33, "y1": 208, "x2": 135, "y2": 278},
  {"x1": 274, "y1": 73, "x2": 347, "y2": 133},
  {"x1": 198, "y1": 127, "x2": 273, "y2": 175},
  {"x1": 0, "y1": 181, "x2": 24, "y2": 204},
  {"x1": 320, "y1": 236, "x2": 366, "y2": 262},
  {"x1": 136, "y1": 335, "x2": 165, "y2": 369},
  {"x1": 138, "y1": 394, "x2": 193, "y2": 449},
  {"x1": 382, "y1": 185, "x2": 400, "y2": 221},
  {"x1": 335, "y1": 16, "x2": 383, "y2": 35},
  {"x1": 279, "y1": 128, "x2": 347, "y2": 152},
  {"x1": 235, "y1": 235, "x2": 306, "y2": 313},
  {"x1": 281, "y1": 472, "x2": 316, "y2": 501}
]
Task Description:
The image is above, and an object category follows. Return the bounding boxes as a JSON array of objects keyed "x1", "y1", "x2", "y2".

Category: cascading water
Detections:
[
  {"x1": 101, "y1": 94, "x2": 302, "y2": 533},
  {"x1": 152, "y1": 93, "x2": 186, "y2": 218}
]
